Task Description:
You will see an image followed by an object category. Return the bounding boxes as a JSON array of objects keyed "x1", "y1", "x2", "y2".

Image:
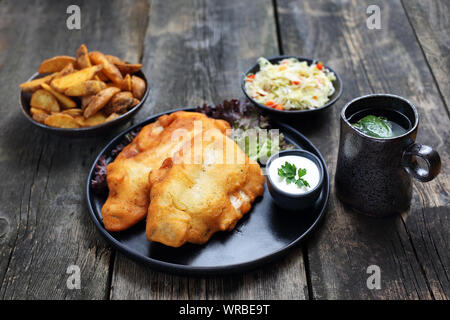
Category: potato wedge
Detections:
[
  {"x1": 51, "y1": 65, "x2": 102, "y2": 92},
  {"x1": 62, "y1": 108, "x2": 83, "y2": 117},
  {"x1": 76, "y1": 44, "x2": 102, "y2": 81},
  {"x1": 30, "y1": 107, "x2": 49, "y2": 123},
  {"x1": 76, "y1": 44, "x2": 92, "y2": 69},
  {"x1": 96, "y1": 71, "x2": 110, "y2": 82},
  {"x1": 105, "y1": 82, "x2": 122, "y2": 89},
  {"x1": 19, "y1": 74, "x2": 55, "y2": 93},
  {"x1": 38, "y1": 55, "x2": 77, "y2": 74},
  {"x1": 84, "y1": 87, "x2": 121, "y2": 118},
  {"x1": 30, "y1": 89, "x2": 60, "y2": 113},
  {"x1": 81, "y1": 95, "x2": 95, "y2": 111},
  {"x1": 131, "y1": 98, "x2": 140, "y2": 107},
  {"x1": 81, "y1": 112, "x2": 107, "y2": 127},
  {"x1": 73, "y1": 116, "x2": 85, "y2": 127},
  {"x1": 64, "y1": 80, "x2": 107, "y2": 96},
  {"x1": 122, "y1": 74, "x2": 132, "y2": 91},
  {"x1": 105, "y1": 55, "x2": 141, "y2": 74},
  {"x1": 89, "y1": 51, "x2": 123, "y2": 84},
  {"x1": 104, "y1": 91, "x2": 133, "y2": 115},
  {"x1": 41, "y1": 83, "x2": 77, "y2": 109},
  {"x1": 105, "y1": 113, "x2": 120, "y2": 122},
  {"x1": 30, "y1": 107, "x2": 48, "y2": 115},
  {"x1": 115, "y1": 63, "x2": 142, "y2": 75},
  {"x1": 75, "y1": 112, "x2": 107, "y2": 127},
  {"x1": 44, "y1": 113, "x2": 80, "y2": 128},
  {"x1": 131, "y1": 75, "x2": 146, "y2": 99},
  {"x1": 105, "y1": 55, "x2": 124, "y2": 65},
  {"x1": 53, "y1": 63, "x2": 75, "y2": 79}
]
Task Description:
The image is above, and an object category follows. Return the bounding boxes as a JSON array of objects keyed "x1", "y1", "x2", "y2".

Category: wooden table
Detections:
[{"x1": 0, "y1": 0, "x2": 448, "y2": 300}]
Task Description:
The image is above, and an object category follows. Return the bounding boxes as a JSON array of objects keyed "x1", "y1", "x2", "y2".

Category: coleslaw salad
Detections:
[{"x1": 244, "y1": 57, "x2": 336, "y2": 110}]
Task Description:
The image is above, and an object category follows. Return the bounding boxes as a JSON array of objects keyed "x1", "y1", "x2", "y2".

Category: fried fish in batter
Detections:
[
  {"x1": 101, "y1": 111, "x2": 230, "y2": 231},
  {"x1": 146, "y1": 128, "x2": 265, "y2": 247}
]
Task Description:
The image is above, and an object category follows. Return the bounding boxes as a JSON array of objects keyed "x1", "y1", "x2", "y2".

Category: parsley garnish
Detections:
[{"x1": 277, "y1": 161, "x2": 310, "y2": 188}]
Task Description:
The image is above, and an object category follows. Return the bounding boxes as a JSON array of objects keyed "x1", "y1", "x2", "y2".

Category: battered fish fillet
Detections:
[
  {"x1": 102, "y1": 111, "x2": 230, "y2": 231},
  {"x1": 146, "y1": 128, "x2": 265, "y2": 247}
]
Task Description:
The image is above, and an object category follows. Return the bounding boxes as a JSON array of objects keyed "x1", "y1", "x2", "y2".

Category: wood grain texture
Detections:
[
  {"x1": 276, "y1": 0, "x2": 449, "y2": 299},
  {"x1": 402, "y1": 0, "x2": 450, "y2": 112},
  {"x1": 0, "y1": 0, "x2": 149, "y2": 299},
  {"x1": 0, "y1": 0, "x2": 447, "y2": 300},
  {"x1": 109, "y1": 0, "x2": 309, "y2": 300}
]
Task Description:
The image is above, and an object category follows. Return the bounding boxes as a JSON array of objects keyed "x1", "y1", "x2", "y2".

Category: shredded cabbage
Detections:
[{"x1": 245, "y1": 57, "x2": 336, "y2": 110}]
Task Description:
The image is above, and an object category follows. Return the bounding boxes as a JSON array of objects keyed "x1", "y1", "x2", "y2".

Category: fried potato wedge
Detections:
[
  {"x1": 30, "y1": 107, "x2": 49, "y2": 123},
  {"x1": 105, "y1": 55, "x2": 142, "y2": 74},
  {"x1": 64, "y1": 80, "x2": 107, "y2": 96},
  {"x1": 41, "y1": 83, "x2": 77, "y2": 109},
  {"x1": 51, "y1": 65, "x2": 102, "y2": 92},
  {"x1": 76, "y1": 44, "x2": 92, "y2": 69},
  {"x1": 84, "y1": 87, "x2": 121, "y2": 118},
  {"x1": 53, "y1": 63, "x2": 75, "y2": 79},
  {"x1": 62, "y1": 108, "x2": 83, "y2": 117},
  {"x1": 96, "y1": 71, "x2": 109, "y2": 82},
  {"x1": 81, "y1": 95, "x2": 94, "y2": 111},
  {"x1": 104, "y1": 91, "x2": 133, "y2": 115},
  {"x1": 76, "y1": 45, "x2": 103, "y2": 81},
  {"x1": 115, "y1": 63, "x2": 142, "y2": 75},
  {"x1": 131, "y1": 98, "x2": 140, "y2": 107},
  {"x1": 30, "y1": 89, "x2": 60, "y2": 113},
  {"x1": 105, "y1": 112, "x2": 120, "y2": 122},
  {"x1": 89, "y1": 51, "x2": 123, "y2": 85},
  {"x1": 20, "y1": 45, "x2": 146, "y2": 129},
  {"x1": 76, "y1": 112, "x2": 107, "y2": 127},
  {"x1": 122, "y1": 74, "x2": 132, "y2": 91},
  {"x1": 19, "y1": 74, "x2": 55, "y2": 93},
  {"x1": 106, "y1": 83, "x2": 122, "y2": 89},
  {"x1": 73, "y1": 116, "x2": 85, "y2": 127},
  {"x1": 131, "y1": 75, "x2": 146, "y2": 99},
  {"x1": 30, "y1": 107, "x2": 48, "y2": 115},
  {"x1": 84, "y1": 112, "x2": 107, "y2": 126},
  {"x1": 44, "y1": 113, "x2": 80, "y2": 128},
  {"x1": 38, "y1": 55, "x2": 77, "y2": 74},
  {"x1": 105, "y1": 55, "x2": 124, "y2": 65}
]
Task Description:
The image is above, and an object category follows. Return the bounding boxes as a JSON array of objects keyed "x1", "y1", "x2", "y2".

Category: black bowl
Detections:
[
  {"x1": 241, "y1": 55, "x2": 342, "y2": 117},
  {"x1": 266, "y1": 149, "x2": 325, "y2": 211},
  {"x1": 20, "y1": 70, "x2": 149, "y2": 137}
]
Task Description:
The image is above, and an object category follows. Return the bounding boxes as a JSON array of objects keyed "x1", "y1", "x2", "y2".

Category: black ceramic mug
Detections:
[{"x1": 335, "y1": 94, "x2": 441, "y2": 217}]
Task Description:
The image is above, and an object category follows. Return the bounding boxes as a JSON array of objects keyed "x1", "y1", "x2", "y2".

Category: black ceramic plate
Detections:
[
  {"x1": 20, "y1": 70, "x2": 149, "y2": 137},
  {"x1": 86, "y1": 108, "x2": 329, "y2": 275},
  {"x1": 242, "y1": 55, "x2": 342, "y2": 117}
]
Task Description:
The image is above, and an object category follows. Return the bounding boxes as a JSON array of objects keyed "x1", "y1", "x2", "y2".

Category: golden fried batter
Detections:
[
  {"x1": 146, "y1": 128, "x2": 265, "y2": 247},
  {"x1": 102, "y1": 111, "x2": 230, "y2": 231}
]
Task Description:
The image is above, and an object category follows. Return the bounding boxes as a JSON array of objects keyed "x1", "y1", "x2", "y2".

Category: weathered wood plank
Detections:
[
  {"x1": 0, "y1": 0, "x2": 149, "y2": 299},
  {"x1": 111, "y1": 247, "x2": 308, "y2": 299},
  {"x1": 276, "y1": 0, "x2": 449, "y2": 299},
  {"x1": 402, "y1": 0, "x2": 450, "y2": 112},
  {"x1": 109, "y1": 0, "x2": 309, "y2": 300}
]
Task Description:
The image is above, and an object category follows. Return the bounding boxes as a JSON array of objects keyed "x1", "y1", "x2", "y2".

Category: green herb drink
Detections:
[
  {"x1": 336, "y1": 94, "x2": 441, "y2": 217},
  {"x1": 349, "y1": 108, "x2": 411, "y2": 138},
  {"x1": 352, "y1": 115, "x2": 407, "y2": 138}
]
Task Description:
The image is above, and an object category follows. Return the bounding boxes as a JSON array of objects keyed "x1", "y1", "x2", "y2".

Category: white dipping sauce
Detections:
[{"x1": 269, "y1": 155, "x2": 320, "y2": 194}]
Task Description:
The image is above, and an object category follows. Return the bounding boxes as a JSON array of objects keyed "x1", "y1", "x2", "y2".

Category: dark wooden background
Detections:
[{"x1": 0, "y1": 0, "x2": 448, "y2": 300}]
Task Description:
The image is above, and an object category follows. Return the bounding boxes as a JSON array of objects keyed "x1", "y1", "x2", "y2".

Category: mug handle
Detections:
[{"x1": 401, "y1": 143, "x2": 441, "y2": 182}]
